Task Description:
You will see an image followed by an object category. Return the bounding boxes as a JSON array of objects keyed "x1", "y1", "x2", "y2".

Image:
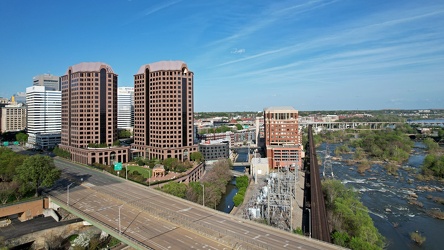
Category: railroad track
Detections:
[{"x1": 306, "y1": 125, "x2": 331, "y2": 242}]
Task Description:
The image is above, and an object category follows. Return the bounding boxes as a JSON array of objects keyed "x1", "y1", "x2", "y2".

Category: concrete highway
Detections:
[{"x1": 48, "y1": 158, "x2": 343, "y2": 250}]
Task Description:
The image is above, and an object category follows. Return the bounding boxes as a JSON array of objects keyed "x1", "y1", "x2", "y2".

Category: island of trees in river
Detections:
[{"x1": 311, "y1": 123, "x2": 444, "y2": 249}]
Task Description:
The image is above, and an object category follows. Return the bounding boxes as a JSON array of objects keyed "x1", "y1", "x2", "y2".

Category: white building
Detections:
[
  {"x1": 33, "y1": 73, "x2": 59, "y2": 91},
  {"x1": 117, "y1": 87, "x2": 134, "y2": 130},
  {"x1": 26, "y1": 86, "x2": 61, "y2": 149}
]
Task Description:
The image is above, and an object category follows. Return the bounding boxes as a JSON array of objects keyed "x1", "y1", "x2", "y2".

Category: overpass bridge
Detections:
[
  {"x1": 299, "y1": 121, "x2": 402, "y2": 130},
  {"x1": 47, "y1": 158, "x2": 341, "y2": 250},
  {"x1": 233, "y1": 162, "x2": 250, "y2": 167},
  {"x1": 231, "y1": 170, "x2": 246, "y2": 177}
]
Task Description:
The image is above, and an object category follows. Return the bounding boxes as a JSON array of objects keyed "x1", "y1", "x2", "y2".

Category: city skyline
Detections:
[{"x1": 1, "y1": 0, "x2": 443, "y2": 111}]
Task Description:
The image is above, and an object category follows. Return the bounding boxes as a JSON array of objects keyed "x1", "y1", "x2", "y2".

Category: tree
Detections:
[
  {"x1": 160, "y1": 182, "x2": 187, "y2": 198},
  {"x1": 190, "y1": 152, "x2": 204, "y2": 162},
  {"x1": 235, "y1": 124, "x2": 243, "y2": 130},
  {"x1": 163, "y1": 158, "x2": 180, "y2": 171},
  {"x1": 15, "y1": 132, "x2": 28, "y2": 145},
  {"x1": 322, "y1": 179, "x2": 385, "y2": 249},
  {"x1": 15, "y1": 155, "x2": 61, "y2": 197},
  {"x1": 0, "y1": 147, "x2": 26, "y2": 181},
  {"x1": 53, "y1": 146, "x2": 71, "y2": 159},
  {"x1": 118, "y1": 129, "x2": 132, "y2": 139},
  {"x1": 233, "y1": 193, "x2": 244, "y2": 206},
  {"x1": 0, "y1": 182, "x2": 15, "y2": 204},
  {"x1": 423, "y1": 138, "x2": 439, "y2": 153}
]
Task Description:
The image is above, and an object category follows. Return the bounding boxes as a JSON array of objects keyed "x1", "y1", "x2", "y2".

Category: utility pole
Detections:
[
  {"x1": 119, "y1": 204, "x2": 124, "y2": 234},
  {"x1": 67, "y1": 183, "x2": 74, "y2": 206},
  {"x1": 201, "y1": 183, "x2": 205, "y2": 206}
]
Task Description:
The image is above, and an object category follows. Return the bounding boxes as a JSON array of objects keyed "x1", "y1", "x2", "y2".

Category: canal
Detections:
[{"x1": 216, "y1": 148, "x2": 248, "y2": 213}]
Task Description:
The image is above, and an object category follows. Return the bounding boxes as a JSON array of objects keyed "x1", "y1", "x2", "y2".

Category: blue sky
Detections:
[{"x1": 0, "y1": 0, "x2": 443, "y2": 111}]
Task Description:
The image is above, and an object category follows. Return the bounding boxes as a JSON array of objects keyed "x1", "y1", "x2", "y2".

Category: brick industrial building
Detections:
[
  {"x1": 264, "y1": 106, "x2": 302, "y2": 169},
  {"x1": 59, "y1": 62, "x2": 129, "y2": 165},
  {"x1": 132, "y1": 61, "x2": 197, "y2": 161}
]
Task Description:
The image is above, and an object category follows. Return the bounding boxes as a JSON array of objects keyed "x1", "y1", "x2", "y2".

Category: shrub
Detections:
[
  {"x1": 410, "y1": 231, "x2": 426, "y2": 245},
  {"x1": 233, "y1": 193, "x2": 244, "y2": 207}
]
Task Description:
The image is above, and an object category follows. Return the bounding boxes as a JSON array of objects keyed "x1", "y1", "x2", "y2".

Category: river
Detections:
[
  {"x1": 216, "y1": 148, "x2": 248, "y2": 213},
  {"x1": 318, "y1": 142, "x2": 444, "y2": 250}
]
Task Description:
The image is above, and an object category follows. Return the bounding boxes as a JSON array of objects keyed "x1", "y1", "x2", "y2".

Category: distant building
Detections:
[
  {"x1": 0, "y1": 97, "x2": 9, "y2": 104},
  {"x1": 199, "y1": 140, "x2": 230, "y2": 161},
  {"x1": 26, "y1": 86, "x2": 61, "y2": 149},
  {"x1": 0, "y1": 100, "x2": 26, "y2": 133},
  {"x1": 59, "y1": 62, "x2": 129, "y2": 165},
  {"x1": 255, "y1": 116, "x2": 264, "y2": 147},
  {"x1": 13, "y1": 92, "x2": 26, "y2": 104},
  {"x1": 132, "y1": 61, "x2": 197, "y2": 161},
  {"x1": 251, "y1": 157, "x2": 269, "y2": 181},
  {"x1": 264, "y1": 106, "x2": 302, "y2": 170},
  {"x1": 33, "y1": 74, "x2": 60, "y2": 91},
  {"x1": 117, "y1": 87, "x2": 134, "y2": 130}
]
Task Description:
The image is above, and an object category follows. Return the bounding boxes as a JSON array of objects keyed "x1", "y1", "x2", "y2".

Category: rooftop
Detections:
[
  {"x1": 67, "y1": 62, "x2": 114, "y2": 74},
  {"x1": 136, "y1": 61, "x2": 188, "y2": 74},
  {"x1": 264, "y1": 106, "x2": 297, "y2": 112}
]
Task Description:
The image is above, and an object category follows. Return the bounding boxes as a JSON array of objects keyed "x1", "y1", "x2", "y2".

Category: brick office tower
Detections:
[
  {"x1": 59, "y1": 62, "x2": 129, "y2": 165},
  {"x1": 132, "y1": 61, "x2": 197, "y2": 161},
  {"x1": 264, "y1": 106, "x2": 302, "y2": 170}
]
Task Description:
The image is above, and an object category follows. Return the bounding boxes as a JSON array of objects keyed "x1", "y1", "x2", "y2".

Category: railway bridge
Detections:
[{"x1": 302, "y1": 125, "x2": 331, "y2": 242}]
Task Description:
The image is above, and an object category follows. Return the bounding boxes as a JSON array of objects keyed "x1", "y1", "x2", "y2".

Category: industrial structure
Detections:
[{"x1": 243, "y1": 166, "x2": 298, "y2": 232}]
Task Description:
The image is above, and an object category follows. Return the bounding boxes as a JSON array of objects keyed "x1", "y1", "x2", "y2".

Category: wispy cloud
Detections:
[
  {"x1": 231, "y1": 48, "x2": 245, "y2": 54},
  {"x1": 120, "y1": 0, "x2": 182, "y2": 27}
]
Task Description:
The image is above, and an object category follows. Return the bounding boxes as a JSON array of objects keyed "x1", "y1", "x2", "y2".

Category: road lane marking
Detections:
[{"x1": 177, "y1": 207, "x2": 192, "y2": 212}]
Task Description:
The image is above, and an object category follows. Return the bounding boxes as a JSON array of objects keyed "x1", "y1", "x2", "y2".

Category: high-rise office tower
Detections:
[
  {"x1": 264, "y1": 106, "x2": 302, "y2": 169},
  {"x1": 117, "y1": 87, "x2": 134, "y2": 130},
  {"x1": 26, "y1": 86, "x2": 61, "y2": 149},
  {"x1": 132, "y1": 61, "x2": 197, "y2": 161},
  {"x1": 33, "y1": 74, "x2": 60, "y2": 91},
  {"x1": 59, "y1": 62, "x2": 129, "y2": 165}
]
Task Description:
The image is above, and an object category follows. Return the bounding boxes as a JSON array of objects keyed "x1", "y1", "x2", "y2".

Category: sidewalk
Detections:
[{"x1": 293, "y1": 169, "x2": 305, "y2": 230}]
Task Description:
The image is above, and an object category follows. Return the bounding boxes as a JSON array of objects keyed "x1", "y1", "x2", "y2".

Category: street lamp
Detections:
[
  {"x1": 201, "y1": 183, "x2": 205, "y2": 207},
  {"x1": 118, "y1": 204, "x2": 124, "y2": 235},
  {"x1": 307, "y1": 208, "x2": 311, "y2": 238},
  {"x1": 67, "y1": 183, "x2": 74, "y2": 206},
  {"x1": 125, "y1": 164, "x2": 128, "y2": 180}
]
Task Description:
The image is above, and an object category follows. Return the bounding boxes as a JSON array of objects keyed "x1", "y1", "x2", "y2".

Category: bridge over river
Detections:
[{"x1": 48, "y1": 158, "x2": 341, "y2": 250}]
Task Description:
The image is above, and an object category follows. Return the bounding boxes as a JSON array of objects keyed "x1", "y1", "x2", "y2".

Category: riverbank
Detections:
[{"x1": 318, "y1": 142, "x2": 444, "y2": 250}]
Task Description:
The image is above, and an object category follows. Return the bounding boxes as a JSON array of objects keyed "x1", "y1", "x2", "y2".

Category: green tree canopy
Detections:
[
  {"x1": 15, "y1": 155, "x2": 61, "y2": 197},
  {"x1": 423, "y1": 138, "x2": 439, "y2": 153},
  {"x1": 322, "y1": 179, "x2": 385, "y2": 249},
  {"x1": 0, "y1": 147, "x2": 26, "y2": 181},
  {"x1": 15, "y1": 132, "x2": 28, "y2": 145},
  {"x1": 118, "y1": 130, "x2": 132, "y2": 139},
  {"x1": 160, "y1": 182, "x2": 187, "y2": 198},
  {"x1": 190, "y1": 152, "x2": 204, "y2": 162},
  {"x1": 53, "y1": 146, "x2": 71, "y2": 159},
  {"x1": 235, "y1": 124, "x2": 243, "y2": 130}
]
